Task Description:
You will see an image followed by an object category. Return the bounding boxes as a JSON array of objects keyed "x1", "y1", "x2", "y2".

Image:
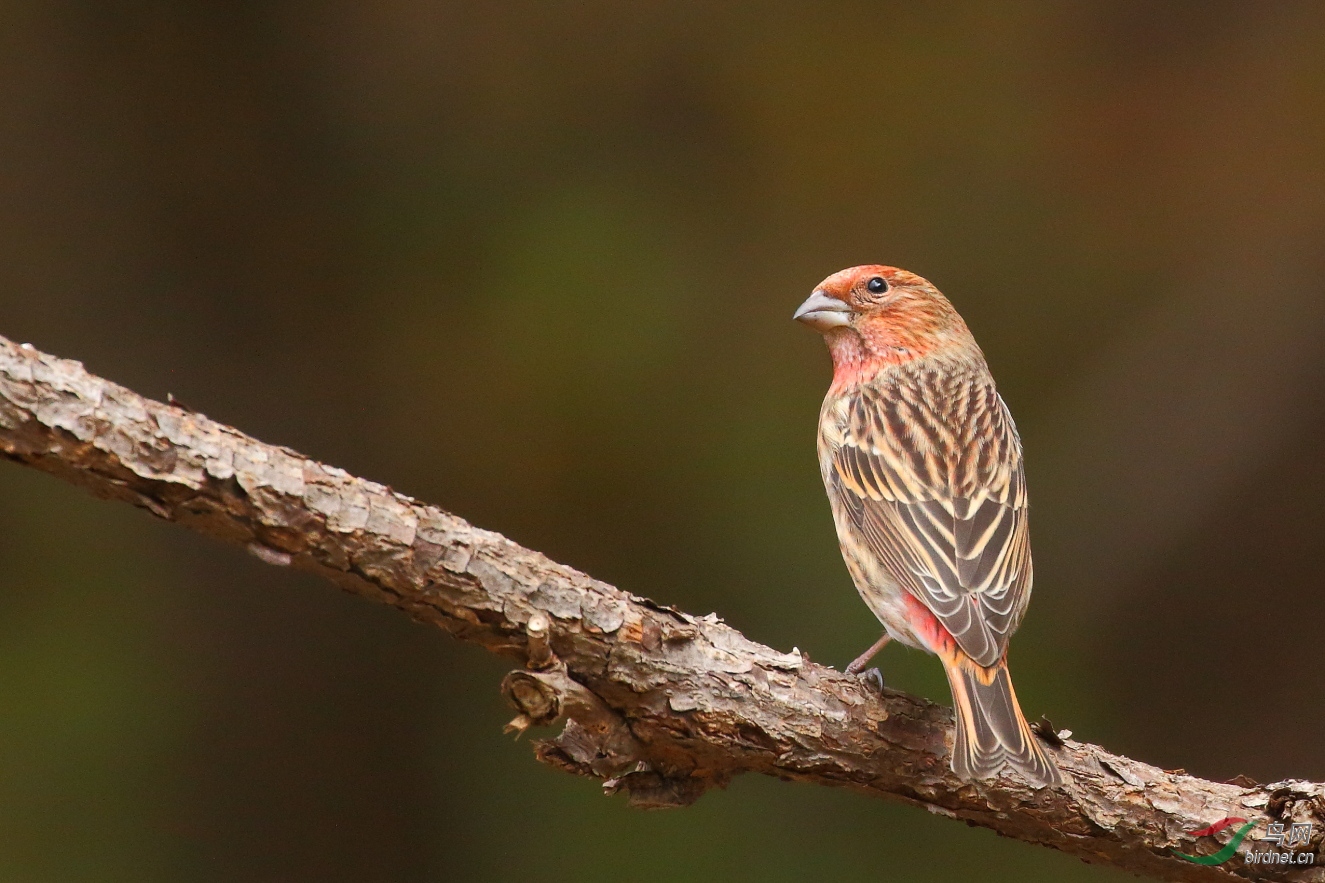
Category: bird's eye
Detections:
[{"x1": 866, "y1": 276, "x2": 888, "y2": 294}]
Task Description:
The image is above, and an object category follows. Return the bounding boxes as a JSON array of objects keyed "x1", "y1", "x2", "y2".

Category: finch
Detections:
[{"x1": 794, "y1": 265, "x2": 1061, "y2": 788}]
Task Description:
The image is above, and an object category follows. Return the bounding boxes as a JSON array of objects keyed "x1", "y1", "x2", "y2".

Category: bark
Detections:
[{"x1": 0, "y1": 333, "x2": 1320, "y2": 883}]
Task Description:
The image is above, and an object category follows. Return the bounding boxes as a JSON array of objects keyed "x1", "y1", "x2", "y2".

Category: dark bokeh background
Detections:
[{"x1": 2, "y1": 3, "x2": 1324, "y2": 881}]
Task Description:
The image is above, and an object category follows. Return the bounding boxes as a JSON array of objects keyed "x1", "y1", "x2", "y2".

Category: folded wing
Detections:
[{"x1": 827, "y1": 371, "x2": 1032, "y2": 667}]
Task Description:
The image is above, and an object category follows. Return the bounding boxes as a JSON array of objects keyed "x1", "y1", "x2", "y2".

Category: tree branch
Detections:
[{"x1": 0, "y1": 333, "x2": 1319, "y2": 883}]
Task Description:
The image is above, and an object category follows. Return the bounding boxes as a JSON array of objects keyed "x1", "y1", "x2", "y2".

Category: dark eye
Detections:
[{"x1": 866, "y1": 276, "x2": 888, "y2": 294}]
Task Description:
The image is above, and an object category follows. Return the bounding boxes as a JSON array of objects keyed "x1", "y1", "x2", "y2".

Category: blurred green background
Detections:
[{"x1": 2, "y1": 2, "x2": 1325, "y2": 880}]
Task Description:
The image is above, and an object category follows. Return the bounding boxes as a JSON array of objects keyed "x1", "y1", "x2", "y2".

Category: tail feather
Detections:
[{"x1": 943, "y1": 654, "x2": 1061, "y2": 787}]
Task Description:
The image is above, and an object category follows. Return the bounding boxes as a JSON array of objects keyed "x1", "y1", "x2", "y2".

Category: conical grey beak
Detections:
[{"x1": 793, "y1": 290, "x2": 853, "y2": 331}]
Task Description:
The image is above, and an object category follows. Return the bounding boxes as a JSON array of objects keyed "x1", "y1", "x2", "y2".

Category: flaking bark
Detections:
[{"x1": 0, "y1": 333, "x2": 1319, "y2": 883}]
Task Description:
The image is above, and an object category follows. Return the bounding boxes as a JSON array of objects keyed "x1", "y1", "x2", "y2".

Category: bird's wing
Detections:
[{"x1": 826, "y1": 372, "x2": 1031, "y2": 667}]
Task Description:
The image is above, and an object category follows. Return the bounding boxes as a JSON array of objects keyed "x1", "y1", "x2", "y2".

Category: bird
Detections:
[{"x1": 794, "y1": 264, "x2": 1061, "y2": 788}]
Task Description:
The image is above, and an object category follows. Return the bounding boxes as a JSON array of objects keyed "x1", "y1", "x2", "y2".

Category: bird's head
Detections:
[{"x1": 794, "y1": 265, "x2": 978, "y2": 387}]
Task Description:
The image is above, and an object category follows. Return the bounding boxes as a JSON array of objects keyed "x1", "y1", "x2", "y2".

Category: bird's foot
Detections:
[{"x1": 858, "y1": 667, "x2": 885, "y2": 694}]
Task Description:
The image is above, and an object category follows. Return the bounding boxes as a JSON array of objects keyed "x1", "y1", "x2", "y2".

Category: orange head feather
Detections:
[{"x1": 793, "y1": 265, "x2": 980, "y2": 390}]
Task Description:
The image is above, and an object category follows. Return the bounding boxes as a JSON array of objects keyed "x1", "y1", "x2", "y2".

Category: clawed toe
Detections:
[{"x1": 858, "y1": 667, "x2": 885, "y2": 693}]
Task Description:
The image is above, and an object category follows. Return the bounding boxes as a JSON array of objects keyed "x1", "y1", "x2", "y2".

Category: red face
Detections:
[
  {"x1": 795, "y1": 265, "x2": 920, "y2": 329},
  {"x1": 795, "y1": 265, "x2": 963, "y2": 347},
  {"x1": 794, "y1": 265, "x2": 974, "y2": 391}
]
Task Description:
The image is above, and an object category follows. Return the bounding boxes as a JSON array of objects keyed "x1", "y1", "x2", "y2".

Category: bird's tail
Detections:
[{"x1": 941, "y1": 652, "x2": 1061, "y2": 787}]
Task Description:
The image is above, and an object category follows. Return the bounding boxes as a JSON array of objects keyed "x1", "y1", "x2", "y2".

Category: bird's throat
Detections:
[{"x1": 825, "y1": 329, "x2": 925, "y2": 393}]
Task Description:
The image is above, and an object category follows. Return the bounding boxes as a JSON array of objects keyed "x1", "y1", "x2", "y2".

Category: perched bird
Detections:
[{"x1": 794, "y1": 265, "x2": 1061, "y2": 787}]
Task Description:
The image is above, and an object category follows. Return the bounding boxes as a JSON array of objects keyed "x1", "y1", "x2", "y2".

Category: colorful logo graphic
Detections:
[
  {"x1": 1174, "y1": 817, "x2": 1316, "y2": 866},
  {"x1": 1173, "y1": 817, "x2": 1256, "y2": 865}
]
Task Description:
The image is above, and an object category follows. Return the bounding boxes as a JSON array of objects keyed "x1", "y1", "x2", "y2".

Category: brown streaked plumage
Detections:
[{"x1": 795, "y1": 265, "x2": 1061, "y2": 787}]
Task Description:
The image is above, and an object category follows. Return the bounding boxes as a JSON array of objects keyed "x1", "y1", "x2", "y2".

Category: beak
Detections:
[{"x1": 793, "y1": 290, "x2": 853, "y2": 331}]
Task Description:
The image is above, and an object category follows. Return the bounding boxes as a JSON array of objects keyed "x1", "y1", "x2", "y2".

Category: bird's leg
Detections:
[{"x1": 845, "y1": 633, "x2": 891, "y2": 675}]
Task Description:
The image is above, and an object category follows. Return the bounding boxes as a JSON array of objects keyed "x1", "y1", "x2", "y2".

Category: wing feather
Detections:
[{"x1": 826, "y1": 366, "x2": 1032, "y2": 667}]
